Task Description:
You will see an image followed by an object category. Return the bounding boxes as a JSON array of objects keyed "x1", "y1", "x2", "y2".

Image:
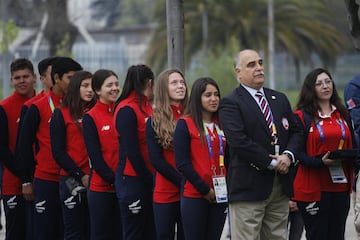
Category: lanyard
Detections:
[
  {"x1": 314, "y1": 117, "x2": 346, "y2": 150},
  {"x1": 48, "y1": 96, "x2": 55, "y2": 113},
  {"x1": 203, "y1": 123, "x2": 225, "y2": 174}
]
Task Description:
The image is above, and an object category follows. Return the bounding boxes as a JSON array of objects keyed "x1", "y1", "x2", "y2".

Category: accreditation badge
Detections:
[
  {"x1": 212, "y1": 176, "x2": 228, "y2": 203},
  {"x1": 328, "y1": 163, "x2": 347, "y2": 183}
]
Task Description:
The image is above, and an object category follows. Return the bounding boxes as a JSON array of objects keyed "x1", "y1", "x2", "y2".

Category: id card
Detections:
[
  {"x1": 328, "y1": 163, "x2": 347, "y2": 183},
  {"x1": 212, "y1": 176, "x2": 228, "y2": 203}
]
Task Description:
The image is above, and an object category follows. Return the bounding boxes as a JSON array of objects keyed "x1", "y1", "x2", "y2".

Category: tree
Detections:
[
  {"x1": 147, "y1": 0, "x2": 350, "y2": 78},
  {"x1": 44, "y1": 0, "x2": 77, "y2": 56},
  {"x1": 6, "y1": 0, "x2": 78, "y2": 56}
]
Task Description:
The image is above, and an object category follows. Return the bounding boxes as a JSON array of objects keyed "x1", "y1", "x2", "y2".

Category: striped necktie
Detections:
[{"x1": 255, "y1": 91, "x2": 273, "y2": 133}]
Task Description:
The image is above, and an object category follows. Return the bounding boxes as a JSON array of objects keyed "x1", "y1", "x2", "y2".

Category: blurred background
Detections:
[{"x1": 0, "y1": 0, "x2": 359, "y2": 106}]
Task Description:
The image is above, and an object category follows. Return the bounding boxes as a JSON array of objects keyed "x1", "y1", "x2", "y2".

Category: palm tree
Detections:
[{"x1": 147, "y1": 0, "x2": 350, "y2": 78}]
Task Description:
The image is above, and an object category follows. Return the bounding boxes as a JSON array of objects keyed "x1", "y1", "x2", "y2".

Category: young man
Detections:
[
  {"x1": 0, "y1": 58, "x2": 36, "y2": 240},
  {"x1": 16, "y1": 57, "x2": 82, "y2": 240}
]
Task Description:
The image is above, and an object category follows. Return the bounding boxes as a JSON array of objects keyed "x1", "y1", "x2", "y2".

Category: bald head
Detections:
[{"x1": 234, "y1": 49, "x2": 265, "y2": 89}]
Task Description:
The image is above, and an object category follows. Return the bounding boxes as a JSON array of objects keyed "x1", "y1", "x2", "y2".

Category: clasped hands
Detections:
[{"x1": 268, "y1": 153, "x2": 291, "y2": 174}]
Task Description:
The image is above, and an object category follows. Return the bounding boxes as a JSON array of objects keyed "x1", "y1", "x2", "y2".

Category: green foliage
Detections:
[
  {"x1": 116, "y1": 0, "x2": 155, "y2": 27},
  {"x1": 55, "y1": 33, "x2": 74, "y2": 57},
  {"x1": 186, "y1": 41, "x2": 239, "y2": 97},
  {"x1": 0, "y1": 19, "x2": 19, "y2": 53},
  {"x1": 147, "y1": 0, "x2": 350, "y2": 76}
]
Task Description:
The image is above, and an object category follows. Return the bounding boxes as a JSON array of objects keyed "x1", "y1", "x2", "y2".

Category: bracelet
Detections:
[{"x1": 22, "y1": 182, "x2": 32, "y2": 187}]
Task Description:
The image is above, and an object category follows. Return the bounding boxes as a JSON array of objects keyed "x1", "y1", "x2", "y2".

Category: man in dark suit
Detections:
[{"x1": 219, "y1": 49, "x2": 303, "y2": 239}]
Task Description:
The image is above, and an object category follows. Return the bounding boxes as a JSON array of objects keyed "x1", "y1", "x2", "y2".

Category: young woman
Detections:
[
  {"x1": 174, "y1": 77, "x2": 227, "y2": 240},
  {"x1": 114, "y1": 64, "x2": 156, "y2": 239},
  {"x1": 82, "y1": 69, "x2": 122, "y2": 240},
  {"x1": 50, "y1": 70, "x2": 95, "y2": 239},
  {"x1": 146, "y1": 69, "x2": 188, "y2": 240},
  {"x1": 293, "y1": 68, "x2": 355, "y2": 240}
]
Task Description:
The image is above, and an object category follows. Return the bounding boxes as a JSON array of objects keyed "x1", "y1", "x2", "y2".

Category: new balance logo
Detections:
[
  {"x1": 128, "y1": 199, "x2": 141, "y2": 214},
  {"x1": 305, "y1": 201, "x2": 319, "y2": 215},
  {"x1": 101, "y1": 125, "x2": 110, "y2": 131},
  {"x1": 64, "y1": 196, "x2": 77, "y2": 209},
  {"x1": 35, "y1": 200, "x2": 46, "y2": 213},
  {"x1": 7, "y1": 196, "x2": 17, "y2": 209}
]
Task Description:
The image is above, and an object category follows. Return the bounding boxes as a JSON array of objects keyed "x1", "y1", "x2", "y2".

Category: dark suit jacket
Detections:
[{"x1": 219, "y1": 85, "x2": 303, "y2": 202}]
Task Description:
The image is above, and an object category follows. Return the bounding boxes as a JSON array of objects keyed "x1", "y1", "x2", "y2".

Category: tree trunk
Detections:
[
  {"x1": 166, "y1": 0, "x2": 184, "y2": 73},
  {"x1": 44, "y1": 0, "x2": 78, "y2": 56}
]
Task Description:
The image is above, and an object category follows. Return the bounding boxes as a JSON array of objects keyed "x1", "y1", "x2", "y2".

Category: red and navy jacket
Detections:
[
  {"x1": 293, "y1": 109, "x2": 354, "y2": 202},
  {"x1": 146, "y1": 105, "x2": 183, "y2": 203},
  {"x1": 14, "y1": 90, "x2": 46, "y2": 176},
  {"x1": 17, "y1": 90, "x2": 62, "y2": 183},
  {"x1": 114, "y1": 91, "x2": 154, "y2": 184},
  {"x1": 0, "y1": 91, "x2": 35, "y2": 195},
  {"x1": 83, "y1": 100, "x2": 118, "y2": 192},
  {"x1": 50, "y1": 107, "x2": 90, "y2": 180},
  {"x1": 174, "y1": 116, "x2": 227, "y2": 198}
]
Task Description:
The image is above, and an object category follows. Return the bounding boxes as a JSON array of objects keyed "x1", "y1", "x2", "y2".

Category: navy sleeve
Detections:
[
  {"x1": 174, "y1": 119, "x2": 210, "y2": 196},
  {"x1": 146, "y1": 118, "x2": 182, "y2": 187},
  {"x1": 82, "y1": 114, "x2": 114, "y2": 184},
  {"x1": 344, "y1": 79, "x2": 360, "y2": 170},
  {"x1": 297, "y1": 152, "x2": 324, "y2": 168},
  {"x1": 50, "y1": 108, "x2": 85, "y2": 181},
  {"x1": 15, "y1": 105, "x2": 29, "y2": 161},
  {"x1": 0, "y1": 107, "x2": 15, "y2": 172},
  {"x1": 116, "y1": 107, "x2": 152, "y2": 182},
  {"x1": 15, "y1": 104, "x2": 40, "y2": 183}
]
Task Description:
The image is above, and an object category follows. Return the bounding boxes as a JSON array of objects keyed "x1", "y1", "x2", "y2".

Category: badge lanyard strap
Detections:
[
  {"x1": 314, "y1": 117, "x2": 346, "y2": 150},
  {"x1": 48, "y1": 96, "x2": 55, "y2": 113},
  {"x1": 271, "y1": 123, "x2": 280, "y2": 155},
  {"x1": 203, "y1": 123, "x2": 225, "y2": 176}
]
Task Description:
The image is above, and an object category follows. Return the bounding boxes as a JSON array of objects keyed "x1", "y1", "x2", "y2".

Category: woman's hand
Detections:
[
  {"x1": 204, "y1": 188, "x2": 216, "y2": 203},
  {"x1": 322, "y1": 151, "x2": 343, "y2": 165}
]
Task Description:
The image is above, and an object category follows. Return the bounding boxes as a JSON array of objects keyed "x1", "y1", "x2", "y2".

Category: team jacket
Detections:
[
  {"x1": 17, "y1": 90, "x2": 62, "y2": 183},
  {"x1": 293, "y1": 109, "x2": 354, "y2": 202},
  {"x1": 114, "y1": 91, "x2": 154, "y2": 183},
  {"x1": 50, "y1": 107, "x2": 90, "y2": 180},
  {"x1": 174, "y1": 116, "x2": 227, "y2": 198},
  {"x1": 83, "y1": 100, "x2": 118, "y2": 192},
  {"x1": 0, "y1": 91, "x2": 34, "y2": 195},
  {"x1": 146, "y1": 105, "x2": 183, "y2": 203},
  {"x1": 14, "y1": 90, "x2": 47, "y2": 177}
]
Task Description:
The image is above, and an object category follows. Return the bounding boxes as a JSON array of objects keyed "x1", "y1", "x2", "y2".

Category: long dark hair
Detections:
[
  {"x1": 296, "y1": 68, "x2": 348, "y2": 119},
  {"x1": 62, "y1": 70, "x2": 96, "y2": 124},
  {"x1": 186, "y1": 77, "x2": 221, "y2": 142},
  {"x1": 116, "y1": 64, "x2": 154, "y2": 113}
]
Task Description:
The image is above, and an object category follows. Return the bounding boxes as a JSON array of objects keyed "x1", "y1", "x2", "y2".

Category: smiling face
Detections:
[
  {"x1": 201, "y1": 83, "x2": 220, "y2": 115},
  {"x1": 79, "y1": 78, "x2": 94, "y2": 102},
  {"x1": 168, "y1": 72, "x2": 186, "y2": 105},
  {"x1": 235, "y1": 50, "x2": 265, "y2": 90},
  {"x1": 11, "y1": 68, "x2": 36, "y2": 98},
  {"x1": 96, "y1": 75, "x2": 120, "y2": 104},
  {"x1": 314, "y1": 72, "x2": 333, "y2": 103}
]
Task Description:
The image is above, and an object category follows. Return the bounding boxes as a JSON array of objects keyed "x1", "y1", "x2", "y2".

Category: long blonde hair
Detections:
[{"x1": 152, "y1": 69, "x2": 188, "y2": 149}]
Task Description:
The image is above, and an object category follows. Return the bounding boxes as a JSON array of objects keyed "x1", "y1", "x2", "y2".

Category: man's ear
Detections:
[
  {"x1": 235, "y1": 68, "x2": 241, "y2": 74},
  {"x1": 53, "y1": 73, "x2": 60, "y2": 83}
]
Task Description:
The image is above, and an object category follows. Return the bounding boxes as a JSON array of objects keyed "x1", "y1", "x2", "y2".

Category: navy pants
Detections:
[
  {"x1": 181, "y1": 196, "x2": 227, "y2": 240},
  {"x1": 87, "y1": 190, "x2": 122, "y2": 240},
  {"x1": 3, "y1": 194, "x2": 27, "y2": 240},
  {"x1": 153, "y1": 201, "x2": 184, "y2": 240},
  {"x1": 116, "y1": 175, "x2": 156, "y2": 240},
  {"x1": 298, "y1": 191, "x2": 350, "y2": 240},
  {"x1": 287, "y1": 210, "x2": 304, "y2": 240},
  {"x1": 59, "y1": 176, "x2": 90, "y2": 240},
  {"x1": 33, "y1": 178, "x2": 63, "y2": 240}
]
